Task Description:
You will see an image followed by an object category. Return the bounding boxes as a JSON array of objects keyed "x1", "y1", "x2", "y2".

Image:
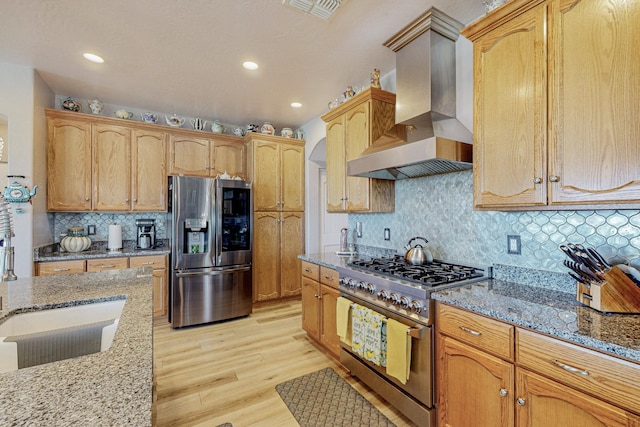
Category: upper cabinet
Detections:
[
  {"x1": 247, "y1": 134, "x2": 305, "y2": 212},
  {"x1": 463, "y1": 0, "x2": 640, "y2": 210},
  {"x1": 167, "y1": 132, "x2": 246, "y2": 179},
  {"x1": 47, "y1": 109, "x2": 168, "y2": 212},
  {"x1": 321, "y1": 88, "x2": 396, "y2": 213}
]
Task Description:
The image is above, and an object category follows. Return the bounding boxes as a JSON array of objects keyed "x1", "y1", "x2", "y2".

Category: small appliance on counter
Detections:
[{"x1": 136, "y1": 219, "x2": 157, "y2": 249}]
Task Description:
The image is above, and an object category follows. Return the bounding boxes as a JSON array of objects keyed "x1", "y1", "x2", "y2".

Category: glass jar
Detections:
[
  {"x1": 60, "y1": 227, "x2": 92, "y2": 252},
  {"x1": 261, "y1": 122, "x2": 275, "y2": 135}
]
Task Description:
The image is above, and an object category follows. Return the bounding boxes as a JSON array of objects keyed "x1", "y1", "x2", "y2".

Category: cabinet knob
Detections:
[
  {"x1": 132, "y1": 198, "x2": 137, "y2": 203},
  {"x1": 533, "y1": 177, "x2": 542, "y2": 184},
  {"x1": 549, "y1": 175, "x2": 560, "y2": 182},
  {"x1": 499, "y1": 388, "x2": 508, "y2": 397},
  {"x1": 517, "y1": 397, "x2": 526, "y2": 406},
  {"x1": 85, "y1": 197, "x2": 90, "y2": 201},
  {"x1": 125, "y1": 199, "x2": 129, "y2": 203}
]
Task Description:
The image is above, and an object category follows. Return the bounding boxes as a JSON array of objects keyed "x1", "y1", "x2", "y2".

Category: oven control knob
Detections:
[
  {"x1": 348, "y1": 279, "x2": 358, "y2": 289},
  {"x1": 409, "y1": 300, "x2": 424, "y2": 313},
  {"x1": 377, "y1": 290, "x2": 391, "y2": 302},
  {"x1": 339, "y1": 277, "x2": 350, "y2": 287},
  {"x1": 390, "y1": 293, "x2": 401, "y2": 305},
  {"x1": 365, "y1": 283, "x2": 377, "y2": 294},
  {"x1": 399, "y1": 296, "x2": 411, "y2": 309},
  {"x1": 357, "y1": 281, "x2": 368, "y2": 291}
]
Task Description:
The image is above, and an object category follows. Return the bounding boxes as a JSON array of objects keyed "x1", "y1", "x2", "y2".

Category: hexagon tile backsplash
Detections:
[{"x1": 348, "y1": 170, "x2": 640, "y2": 274}]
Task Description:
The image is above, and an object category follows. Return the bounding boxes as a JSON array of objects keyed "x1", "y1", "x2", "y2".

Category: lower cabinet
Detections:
[
  {"x1": 35, "y1": 254, "x2": 168, "y2": 318},
  {"x1": 253, "y1": 211, "x2": 304, "y2": 302},
  {"x1": 301, "y1": 261, "x2": 340, "y2": 359},
  {"x1": 436, "y1": 302, "x2": 640, "y2": 427}
]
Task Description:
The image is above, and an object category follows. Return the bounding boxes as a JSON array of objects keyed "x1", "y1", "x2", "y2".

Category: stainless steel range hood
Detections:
[{"x1": 347, "y1": 8, "x2": 473, "y2": 180}]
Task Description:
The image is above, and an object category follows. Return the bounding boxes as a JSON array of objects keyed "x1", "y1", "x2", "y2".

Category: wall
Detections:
[{"x1": 0, "y1": 62, "x2": 53, "y2": 277}]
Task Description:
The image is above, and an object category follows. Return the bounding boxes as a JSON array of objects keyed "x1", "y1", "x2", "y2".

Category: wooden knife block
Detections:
[{"x1": 576, "y1": 266, "x2": 640, "y2": 314}]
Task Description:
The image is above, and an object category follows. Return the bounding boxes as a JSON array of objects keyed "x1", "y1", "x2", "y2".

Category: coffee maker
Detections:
[{"x1": 136, "y1": 219, "x2": 157, "y2": 249}]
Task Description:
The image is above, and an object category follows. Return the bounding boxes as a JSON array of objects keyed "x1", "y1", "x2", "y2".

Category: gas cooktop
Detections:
[{"x1": 348, "y1": 256, "x2": 490, "y2": 287}]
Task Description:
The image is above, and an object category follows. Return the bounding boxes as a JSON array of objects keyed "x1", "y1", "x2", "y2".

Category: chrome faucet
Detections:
[{"x1": 0, "y1": 194, "x2": 16, "y2": 281}]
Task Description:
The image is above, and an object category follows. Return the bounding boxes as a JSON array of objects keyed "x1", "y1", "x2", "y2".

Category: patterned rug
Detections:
[{"x1": 275, "y1": 367, "x2": 396, "y2": 427}]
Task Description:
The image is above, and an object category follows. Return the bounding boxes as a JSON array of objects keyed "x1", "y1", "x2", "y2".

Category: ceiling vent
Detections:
[{"x1": 282, "y1": 0, "x2": 346, "y2": 21}]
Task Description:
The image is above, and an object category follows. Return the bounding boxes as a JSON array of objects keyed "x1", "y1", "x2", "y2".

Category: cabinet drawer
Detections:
[
  {"x1": 86, "y1": 257, "x2": 129, "y2": 272},
  {"x1": 36, "y1": 260, "x2": 86, "y2": 276},
  {"x1": 437, "y1": 303, "x2": 514, "y2": 360},
  {"x1": 130, "y1": 254, "x2": 167, "y2": 269},
  {"x1": 517, "y1": 328, "x2": 640, "y2": 415},
  {"x1": 301, "y1": 261, "x2": 319, "y2": 281},
  {"x1": 319, "y1": 267, "x2": 339, "y2": 289}
]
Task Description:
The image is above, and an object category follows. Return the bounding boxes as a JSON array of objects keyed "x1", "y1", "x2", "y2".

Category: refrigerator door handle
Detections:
[{"x1": 175, "y1": 265, "x2": 251, "y2": 277}]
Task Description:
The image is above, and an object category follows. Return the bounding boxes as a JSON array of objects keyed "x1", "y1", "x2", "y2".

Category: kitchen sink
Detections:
[{"x1": 0, "y1": 298, "x2": 126, "y2": 373}]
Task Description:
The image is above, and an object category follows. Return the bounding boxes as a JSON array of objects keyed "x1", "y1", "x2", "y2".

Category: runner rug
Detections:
[{"x1": 275, "y1": 367, "x2": 396, "y2": 427}]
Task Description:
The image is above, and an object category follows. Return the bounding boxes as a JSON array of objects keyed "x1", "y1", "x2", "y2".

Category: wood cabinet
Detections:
[
  {"x1": 301, "y1": 261, "x2": 340, "y2": 358},
  {"x1": 436, "y1": 302, "x2": 640, "y2": 426},
  {"x1": 321, "y1": 87, "x2": 396, "y2": 213},
  {"x1": 248, "y1": 136, "x2": 304, "y2": 212},
  {"x1": 35, "y1": 254, "x2": 169, "y2": 318},
  {"x1": 130, "y1": 255, "x2": 168, "y2": 317},
  {"x1": 248, "y1": 134, "x2": 305, "y2": 303},
  {"x1": 253, "y1": 211, "x2": 304, "y2": 302},
  {"x1": 46, "y1": 109, "x2": 168, "y2": 212},
  {"x1": 168, "y1": 132, "x2": 246, "y2": 179},
  {"x1": 463, "y1": 0, "x2": 640, "y2": 210}
]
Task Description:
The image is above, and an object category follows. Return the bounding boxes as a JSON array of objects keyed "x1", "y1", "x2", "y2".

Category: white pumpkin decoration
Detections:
[{"x1": 60, "y1": 227, "x2": 91, "y2": 252}]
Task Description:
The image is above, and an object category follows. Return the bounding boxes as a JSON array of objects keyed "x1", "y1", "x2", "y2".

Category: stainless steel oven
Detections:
[{"x1": 337, "y1": 257, "x2": 491, "y2": 427}]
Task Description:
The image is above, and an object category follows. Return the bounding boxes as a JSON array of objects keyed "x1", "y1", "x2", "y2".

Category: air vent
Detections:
[{"x1": 282, "y1": 0, "x2": 346, "y2": 21}]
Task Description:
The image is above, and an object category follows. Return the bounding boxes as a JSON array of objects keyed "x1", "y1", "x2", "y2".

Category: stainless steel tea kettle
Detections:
[{"x1": 404, "y1": 236, "x2": 433, "y2": 265}]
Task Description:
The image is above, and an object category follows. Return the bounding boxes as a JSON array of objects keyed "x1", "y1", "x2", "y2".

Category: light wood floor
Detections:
[{"x1": 153, "y1": 300, "x2": 417, "y2": 427}]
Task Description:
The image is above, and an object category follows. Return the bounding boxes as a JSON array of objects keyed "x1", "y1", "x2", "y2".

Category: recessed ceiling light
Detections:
[
  {"x1": 83, "y1": 53, "x2": 104, "y2": 63},
  {"x1": 243, "y1": 61, "x2": 259, "y2": 70},
  {"x1": 291, "y1": 102, "x2": 302, "y2": 108}
]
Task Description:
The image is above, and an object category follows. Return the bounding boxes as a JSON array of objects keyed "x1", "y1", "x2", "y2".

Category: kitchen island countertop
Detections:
[
  {"x1": 300, "y1": 252, "x2": 640, "y2": 365},
  {"x1": 0, "y1": 268, "x2": 153, "y2": 426}
]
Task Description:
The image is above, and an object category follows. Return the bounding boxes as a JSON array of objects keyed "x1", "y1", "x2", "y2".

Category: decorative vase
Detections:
[
  {"x1": 261, "y1": 122, "x2": 275, "y2": 135},
  {"x1": 281, "y1": 127, "x2": 293, "y2": 138},
  {"x1": 60, "y1": 227, "x2": 91, "y2": 253}
]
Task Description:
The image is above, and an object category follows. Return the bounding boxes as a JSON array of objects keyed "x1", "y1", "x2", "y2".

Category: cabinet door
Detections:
[
  {"x1": 301, "y1": 277, "x2": 320, "y2": 340},
  {"x1": 548, "y1": 0, "x2": 640, "y2": 205},
  {"x1": 252, "y1": 141, "x2": 280, "y2": 211},
  {"x1": 326, "y1": 117, "x2": 346, "y2": 212},
  {"x1": 253, "y1": 211, "x2": 280, "y2": 301},
  {"x1": 517, "y1": 369, "x2": 640, "y2": 427},
  {"x1": 47, "y1": 119, "x2": 92, "y2": 211},
  {"x1": 93, "y1": 124, "x2": 131, "y2": 211},
  {"x1": 211, "y1": 139, "x2": 245, "y2": 179},
  {"x1": 168, "y1": 136, "x2": 211, "y2": 177},
  {"x1": 280, "y1": 211, "x2": 304, "y2": 297},
  {"x1": 132, "y1": 129, "x2": 167, "y2": 211},
  {"x1": 437, "y1": 335, "x2": 514, "y2": 427},
  {"x1": 152, "y1": 268, "x2": 168, "y2": 317},
  {"x1": 281, "y1": 143, "x2": 305, "y2": 211},
  {"x1": 320, "y1": 284, "x2": 340, "y2": 358},
  {"x1": 472, "y1": 4, "x2": 547, "y2": 208},
  {"x1": 344, "y1": 102, "x2": 372, "y2": 212}
]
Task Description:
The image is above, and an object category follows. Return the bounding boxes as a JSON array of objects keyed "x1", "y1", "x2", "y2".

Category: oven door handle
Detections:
[{"x1": 407, "y1": 326, "x2": 426, "y2": 340}]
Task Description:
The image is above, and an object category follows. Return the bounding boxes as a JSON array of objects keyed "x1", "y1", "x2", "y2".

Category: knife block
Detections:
[{"x1": 576, "y1": 265, "x2": 640, "y2": 314}]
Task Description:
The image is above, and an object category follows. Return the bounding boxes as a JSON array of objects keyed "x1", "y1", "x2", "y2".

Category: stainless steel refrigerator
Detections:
[{"x1": 169, "y1": 176, "x2": 252, "y2": 328}]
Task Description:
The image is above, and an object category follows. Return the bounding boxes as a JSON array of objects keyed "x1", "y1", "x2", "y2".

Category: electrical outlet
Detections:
[
  {"x1": 87, "y1": 224, "x2": 96, "y2": 235},
  {"x1": 507, "y1": 235, "x2": 521, "y2": 255},
  {"x1": 384, "y1": 228, "x2": 390, "y2": 241}
]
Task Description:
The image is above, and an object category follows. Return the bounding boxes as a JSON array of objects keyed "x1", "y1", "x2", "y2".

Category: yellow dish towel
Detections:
[
  {"x1": 336, "y1": 297, "x2": 352, "y2": 346},
  {"x1": 386, "y1": 318, "x2": 411, "y2": 385}
]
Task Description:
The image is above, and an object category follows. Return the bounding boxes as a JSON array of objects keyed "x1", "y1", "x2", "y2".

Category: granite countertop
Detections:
[
  {"x1": 34, "y1": 240, "x2": 171, "y2": 262},
  {"x1": 300, "y1": 252, "x2": 640, "y2": 365},
  {"x1": 0, "y1": 269, "x2": 153, "y2": 426}
]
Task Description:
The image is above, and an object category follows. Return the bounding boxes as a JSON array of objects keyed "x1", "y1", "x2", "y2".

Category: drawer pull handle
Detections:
[
  {"x1": 53, "y1": 268, "x2": 70, "y2": 272},
  {"x1": 459, "y1": 326, "x2": 482, "y2": 336},
  {"x1": 304, "y1": 268, "x2": 312, "y2": 273},
  {"x1": 551, "y1": 359, "x2": 590, "y2": 376},
  {"x1": 101, "y1": 264, "x2": 116, "y2": 268},
  {"x1": 142, "y1": 262, "x2": 154, "y2": 265},
  {"x1": 324, "y1": 275, "x2": 333, "y2": 281},
  {"x1": 499, "y1": 388, "x2": 508, "y2": 397}
]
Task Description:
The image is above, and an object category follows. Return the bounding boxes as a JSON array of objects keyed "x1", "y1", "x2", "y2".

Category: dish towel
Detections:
[
  {"x1": 336, "y1": 297, "x2": 352, "y2": 346},
  {"x1": 351, "y1": 304, "x2": 367, "y2": 358},
  {"x1": 386, "y1": 318, "x2": 412, "y2": 384},
  {"x1": 363, "y1": 309, "x2": 386, "y2": 367}
]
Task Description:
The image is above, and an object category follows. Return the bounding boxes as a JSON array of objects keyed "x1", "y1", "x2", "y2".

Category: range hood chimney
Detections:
[{"x1": 347, "y1": 7, "x2": 473, "y2": 180}]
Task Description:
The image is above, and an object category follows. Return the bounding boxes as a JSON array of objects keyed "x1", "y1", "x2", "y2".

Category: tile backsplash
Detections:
[
  {"x1": 52, "y1": 212, "x2": 169, "y2": 242},
  {"x1": 348, "y1": 170, "x2": 640, "y2": 273}
]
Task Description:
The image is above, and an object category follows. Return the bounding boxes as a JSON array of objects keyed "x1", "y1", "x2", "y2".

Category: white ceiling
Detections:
[{"x1": 0, "y1": 0, "x2": 485, "y2": 130}]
